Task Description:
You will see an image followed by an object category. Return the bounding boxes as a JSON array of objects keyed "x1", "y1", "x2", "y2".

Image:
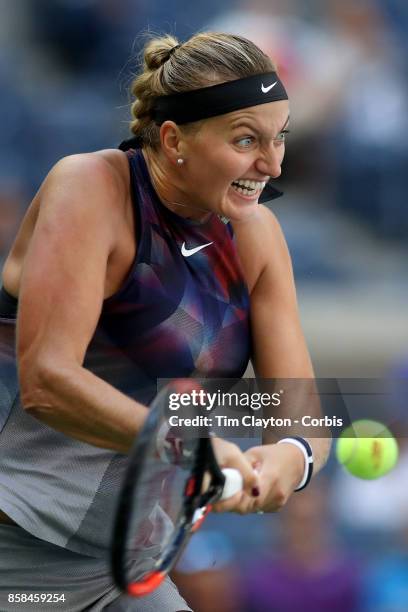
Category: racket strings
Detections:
[{"x1": 122, "y1": 416, "x2": 202, "y2": 583}]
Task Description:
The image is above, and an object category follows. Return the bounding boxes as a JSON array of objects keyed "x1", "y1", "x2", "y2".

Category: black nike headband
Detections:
[
  {"x1": 118, "y1": 71, "x2": 288, "y2": 202},
  {"x1": 152, "y1": 72, "x2": 288, "y2": 125}
]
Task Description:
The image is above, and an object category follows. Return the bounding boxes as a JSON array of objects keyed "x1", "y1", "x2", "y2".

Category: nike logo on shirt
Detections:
[
  {"x1": 181, "y1": 242, "x2": 213, "y2": 257},
  {"x1": 261, "y1": 82, "x2": 277, "y2": 93}
]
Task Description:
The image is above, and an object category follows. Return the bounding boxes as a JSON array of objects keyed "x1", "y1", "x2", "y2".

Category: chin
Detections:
[{"x1": 220, "y1": 187, "x2": 260, "y2": 220}]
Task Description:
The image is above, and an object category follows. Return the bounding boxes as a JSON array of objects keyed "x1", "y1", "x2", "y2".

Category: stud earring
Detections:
[{"x1": 177, "y1": 158, "x2": 184, "y2": 165}]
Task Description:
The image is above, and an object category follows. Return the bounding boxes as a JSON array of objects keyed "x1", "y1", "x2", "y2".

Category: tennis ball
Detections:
[{"x1": 336, "y1": 420, "x2": 399, "y2": 480}]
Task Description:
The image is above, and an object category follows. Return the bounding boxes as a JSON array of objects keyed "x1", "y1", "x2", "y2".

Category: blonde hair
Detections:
[{"x1": 130, "y1": 32, "x2": 277, "y2": 148}]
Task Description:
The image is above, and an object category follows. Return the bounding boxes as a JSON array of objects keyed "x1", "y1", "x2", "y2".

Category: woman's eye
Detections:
[
  {"x1": 237, "y1": 136, "x2": 254, "y2": 148},
  {"x1": 274, "y1": 129, "x2": 290, "y2": 144}
]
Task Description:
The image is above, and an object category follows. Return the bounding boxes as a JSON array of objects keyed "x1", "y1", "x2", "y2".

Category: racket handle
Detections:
[{"x1": 220, "y1": 468, "x2": 243, "y2": 500}]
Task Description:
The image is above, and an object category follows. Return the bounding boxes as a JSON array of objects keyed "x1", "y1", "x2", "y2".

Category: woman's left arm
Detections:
[{"x1": 237, "y1": 206, "x2": 331, "y2": 511}]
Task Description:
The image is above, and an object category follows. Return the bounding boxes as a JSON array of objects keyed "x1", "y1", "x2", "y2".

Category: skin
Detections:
[{"x1": 0, "y1": 99, "x2": 330, "y2": 522}]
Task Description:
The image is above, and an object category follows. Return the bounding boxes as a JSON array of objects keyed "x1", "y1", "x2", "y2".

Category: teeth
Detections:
[{"x1": 232, "y1": 179, "x2": 266, "y2": 191}]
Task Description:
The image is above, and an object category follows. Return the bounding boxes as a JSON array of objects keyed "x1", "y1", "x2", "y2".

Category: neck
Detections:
[{"x1": 142, "y1": 148, "x2": 212, "y2": 221}]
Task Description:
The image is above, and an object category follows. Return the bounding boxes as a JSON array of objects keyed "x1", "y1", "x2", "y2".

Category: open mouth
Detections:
[{"x1": 231, "y1": 179, "x2": 266, "y2": 196}]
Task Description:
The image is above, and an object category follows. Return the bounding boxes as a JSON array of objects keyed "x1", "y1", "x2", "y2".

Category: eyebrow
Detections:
[
  {"x1": 281, "y1": 114, "x2": 290, "y2": 130},
  {"x1": 231, "y1": 114, "x2": 290, "y2": 137}
]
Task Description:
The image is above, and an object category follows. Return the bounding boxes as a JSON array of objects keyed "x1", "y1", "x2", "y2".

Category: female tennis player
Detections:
[{"x1": 0, "y1": 32, "x2": 330, "y2": 610}]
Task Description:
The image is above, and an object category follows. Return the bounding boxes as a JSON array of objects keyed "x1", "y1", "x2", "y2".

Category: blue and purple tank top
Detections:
[
  {"x1": 87, "y1": 148, "x2": 250, "y2": 401},
  {"x1": 0, "y1": 148, "x2": 251, "y2": 557}
]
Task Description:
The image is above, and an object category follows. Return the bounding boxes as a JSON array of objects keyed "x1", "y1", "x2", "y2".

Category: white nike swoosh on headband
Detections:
[
  {"x1": 261, "y1": 82, "x2": 277, "y2": 93},
  {"x1": 181, "y1": 242, "x2": 213, "y2": 257}
]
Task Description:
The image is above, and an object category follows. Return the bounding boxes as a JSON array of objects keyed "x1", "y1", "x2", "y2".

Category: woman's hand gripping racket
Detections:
[{"x1": 111, "y1": 380, "x2": 243, "y2": 598}]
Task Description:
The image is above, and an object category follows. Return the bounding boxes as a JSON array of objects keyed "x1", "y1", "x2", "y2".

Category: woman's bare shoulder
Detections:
[
  {"x1": 92, "y1": 148, "x2": 131, "y2": 188},
  {"x1": 231, "y1": 204, "x2": 286, "y2": 293},
  {"x1": 2, "y1": 149, "x2": 132, "y2": 296},
  {"x1": 49, "y1": 149, "x2": 130, "y2": 196}
]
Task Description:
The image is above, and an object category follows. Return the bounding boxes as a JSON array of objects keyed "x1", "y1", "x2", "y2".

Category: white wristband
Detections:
[{"x1": 277, "y1": 437, "x2": 314, "y2": 491}]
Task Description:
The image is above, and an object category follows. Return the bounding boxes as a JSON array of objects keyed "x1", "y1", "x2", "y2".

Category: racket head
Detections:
[{"x1": 111, "y1": 379, "x2": 226, "y2": 597}]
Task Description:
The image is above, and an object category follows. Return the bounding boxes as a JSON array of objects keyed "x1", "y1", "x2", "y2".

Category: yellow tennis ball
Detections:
[{"x1": 336, "y1": 420, "x2": 399, "y2": 479}]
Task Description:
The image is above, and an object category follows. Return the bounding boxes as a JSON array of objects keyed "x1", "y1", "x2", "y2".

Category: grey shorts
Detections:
[{"x1": 0, "y1": 525, "x2": 192, "y2": 611}]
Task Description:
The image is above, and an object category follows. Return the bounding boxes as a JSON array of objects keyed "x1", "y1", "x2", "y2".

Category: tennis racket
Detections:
[{"x1": 111, "y1": 379, "x2": 242, "y2": 597}]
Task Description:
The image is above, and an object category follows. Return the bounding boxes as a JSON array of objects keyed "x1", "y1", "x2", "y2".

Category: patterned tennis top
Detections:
[{"x1": 0, "y1": 148, "x2": 251, "y2": 557}]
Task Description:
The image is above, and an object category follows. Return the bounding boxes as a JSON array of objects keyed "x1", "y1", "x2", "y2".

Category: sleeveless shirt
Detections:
[{"x1": 0, "y1": 148, "x2": 250, "y2": 557}]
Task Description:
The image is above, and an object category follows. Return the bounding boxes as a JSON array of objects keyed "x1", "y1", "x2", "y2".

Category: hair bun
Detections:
[{"x1": 143, "y1": 35, "x2": 180, "y2": 70}]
